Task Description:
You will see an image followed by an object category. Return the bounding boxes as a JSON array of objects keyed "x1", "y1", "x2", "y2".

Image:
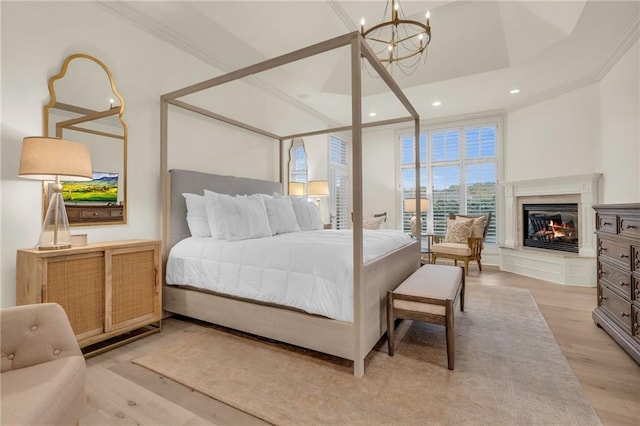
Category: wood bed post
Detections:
[
  {"x1": 414, "y1": 118, "x2": 421, "y2": 248},
  {"x1": 160, "y1": 98, "x2": 169, "y2": 270},
  {"x1": 279, "y1": 139, "x2": 284, "y2": 186},
  {"x1": 351, "y1": 34, "x2": 365, "y2": 377}
]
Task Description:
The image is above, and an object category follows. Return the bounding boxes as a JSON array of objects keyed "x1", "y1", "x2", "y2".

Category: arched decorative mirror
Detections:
[
  {"x1": 288, "y1": 138, "x2": 307, "y2": 195},
  {"x1": 43, "y1": 53, "x2": 127, "y2": 226}
]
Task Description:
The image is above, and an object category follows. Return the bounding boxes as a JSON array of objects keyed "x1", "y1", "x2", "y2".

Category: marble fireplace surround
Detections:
[{"x1": 501, "y1": 173, "x2": 601, "y2": 286}]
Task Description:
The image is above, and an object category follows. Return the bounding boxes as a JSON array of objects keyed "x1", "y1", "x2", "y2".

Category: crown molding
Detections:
[
  {"x1": 593, "y1": 17, "x2": 640, "y2": 81},
  {"x1": 96, "y1": 1, "x2": 343, "y2": 131},
  {"x1": 506, "y1": 76, "x2": 597, "y2": 114},
  {"x1": 508, "y1": 16, "x2": 639, "y2": 114}
]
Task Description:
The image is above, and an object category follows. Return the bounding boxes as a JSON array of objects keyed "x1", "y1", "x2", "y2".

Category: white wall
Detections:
[
  {"x1": 0, "y1": 2, "x2": 275, "y2": 307},
  {"x1": 597, "y1": 40, "x2": 640, "y2": 203},
  {"x1": 505, "y1": 85, "x2": 601, "y2": 182}
]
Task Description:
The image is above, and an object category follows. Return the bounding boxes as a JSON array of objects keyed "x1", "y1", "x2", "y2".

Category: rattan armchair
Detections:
[{"x1": 431, "y1": 213, "x2": 492, "y2": 275}]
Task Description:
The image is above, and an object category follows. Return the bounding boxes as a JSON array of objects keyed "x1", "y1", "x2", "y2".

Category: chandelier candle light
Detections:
[{"x1": 360, "y1": 0, "x2": 431, "y2": 72}]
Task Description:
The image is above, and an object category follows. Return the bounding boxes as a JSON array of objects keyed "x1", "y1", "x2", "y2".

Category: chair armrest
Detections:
[
  {"x1": 467, "y1": 237, "x2": 484, "y2": 256},
  {"x1": 1, "y1": 303, "x2": 82, "y2": 372}
]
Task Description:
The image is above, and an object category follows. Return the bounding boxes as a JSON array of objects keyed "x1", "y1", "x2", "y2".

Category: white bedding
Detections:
[{"x1": 166, "y1": 230, "x2": 412, "y2": 322}]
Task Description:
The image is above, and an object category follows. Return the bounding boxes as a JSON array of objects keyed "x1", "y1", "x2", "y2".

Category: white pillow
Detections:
[
  {"x1": 204, "y1": 190, "x2": 232, "y2": 239},
  {"x1": 363, "y1": 214, "x2": 385, "y2": 230},
  {"x1": 218, "y1": 194, "x2": 273, "y2": 241},
  {"x1": 182, "y1": 193, "x2": 211, "y2": 238},
  {"x1": 263, "y1": 196, "x2": 300, "y2": 234},
  {"x1": 290, "y1": 197, "x2": 323, "y2": 231}
]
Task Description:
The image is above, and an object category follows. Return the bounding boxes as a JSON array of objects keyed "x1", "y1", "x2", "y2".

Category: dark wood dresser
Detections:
[{"x1": 593, "y1": 203, "x2": 640, "y2": 364}]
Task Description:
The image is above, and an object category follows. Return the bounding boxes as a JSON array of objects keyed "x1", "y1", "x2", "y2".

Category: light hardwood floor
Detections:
[{"x1": 80, "y1": 266, "x2": 640, "y2": 425}]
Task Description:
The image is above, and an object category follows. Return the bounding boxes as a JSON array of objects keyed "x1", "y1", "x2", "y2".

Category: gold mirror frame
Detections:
[{"x1": 43, "y1": 53, "x2": 127, "y2": 226}]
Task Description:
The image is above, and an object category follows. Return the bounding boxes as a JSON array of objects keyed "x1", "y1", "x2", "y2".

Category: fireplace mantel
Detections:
[{"x1": 501, "y1": 173, "x2": 601, "y2": 286}]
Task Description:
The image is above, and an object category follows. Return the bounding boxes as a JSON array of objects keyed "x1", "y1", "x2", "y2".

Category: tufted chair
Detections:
[{"x1": 1, "y1": 303, "x2": 87, "y2": 426}]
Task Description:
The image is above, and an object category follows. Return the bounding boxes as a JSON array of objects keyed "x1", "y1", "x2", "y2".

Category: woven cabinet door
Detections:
[
  {"x1": 107, "y1": 243, "x2": 160, "y2": 332},
  {"x1": 45, "y1": 253, "x2": 105, "y2": 341}
]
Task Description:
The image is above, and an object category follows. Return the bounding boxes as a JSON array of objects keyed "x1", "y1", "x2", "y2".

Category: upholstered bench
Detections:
[{"x1": 387, "y1": 264, "x2": 465, "y2": 370}]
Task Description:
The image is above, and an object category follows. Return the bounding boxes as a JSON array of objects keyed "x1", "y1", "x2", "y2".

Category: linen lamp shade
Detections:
[
  {"x1": 403, "y1": 198, "x2": 429, "y2": 213},
  {"x1": 307, "y1": 180, "x2": 329, "y2": 197},
  {"x1": 18, "y1": 136, "x2": 93, "y2": 250},
  {"x1": 288, "y1": 181, "x2": 305, "y2": 196},
  {"x1": 19, "y1": 137, "x2": 93, "y2": 181}
]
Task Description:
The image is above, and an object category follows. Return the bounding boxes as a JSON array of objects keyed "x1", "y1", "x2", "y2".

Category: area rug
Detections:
[{"x1": 133, "y1": 285, "x2": 600, "y2": 425}]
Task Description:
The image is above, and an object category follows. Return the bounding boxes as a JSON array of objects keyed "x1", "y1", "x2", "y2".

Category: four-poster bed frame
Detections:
[{"x1": 160, "y1": 31, "x2": 424, "y2": 376}]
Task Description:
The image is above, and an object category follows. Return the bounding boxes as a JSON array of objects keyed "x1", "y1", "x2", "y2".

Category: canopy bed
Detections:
[{"x1": 160, "y1": 32, "x2": 425, "y2": 376}]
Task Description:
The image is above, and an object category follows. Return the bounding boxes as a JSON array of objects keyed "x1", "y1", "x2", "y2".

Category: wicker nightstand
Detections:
[{"x1": 16, "y1": 239, "x2": 161, "y2": 357}]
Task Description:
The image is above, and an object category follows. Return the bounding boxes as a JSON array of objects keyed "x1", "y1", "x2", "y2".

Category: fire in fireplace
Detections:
[{"x1": 523, "y1": 203, "x2": 579, "y2": 253}]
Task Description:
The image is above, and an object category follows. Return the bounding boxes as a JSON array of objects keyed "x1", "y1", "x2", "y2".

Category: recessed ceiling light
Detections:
[
  {"x1": 510, "y1": 89, "x2": 521, "y2": 94},
  {"x1": 369, "y1": 112, "x2": 377, "y2": 117},
  {"x1": 432, "y1": 101, "x2": 442, "y2": 107}
]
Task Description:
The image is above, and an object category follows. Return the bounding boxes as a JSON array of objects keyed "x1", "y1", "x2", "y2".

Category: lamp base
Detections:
[
  {"x1": 37, "y1": 189, "x2": 72, "y2": 250},
  {"x1": 410, "y1": 216, "x2": 419, "y2": 237},
  {"x1": 37, "y1": 242, "x2": 72, "y2": 251}
]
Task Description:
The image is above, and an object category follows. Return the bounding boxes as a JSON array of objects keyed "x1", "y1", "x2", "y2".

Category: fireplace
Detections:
[{"x1": 522, "y1": 203, "x2": 579, "y2": 253}]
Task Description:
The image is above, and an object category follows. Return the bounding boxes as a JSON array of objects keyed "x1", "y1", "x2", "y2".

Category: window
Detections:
[
  {"x1": 289, "y1": 138, "x2": 307, "y2": 192},
  {"x1": 399, "y1": 121, "x2": 498, "y2": 243},
  {"x1": 400, "y1": 134, "x2": 427, "y2": 234},
  {"x1": 330, "y1": 135, "x2": 350, "y2": 229}
]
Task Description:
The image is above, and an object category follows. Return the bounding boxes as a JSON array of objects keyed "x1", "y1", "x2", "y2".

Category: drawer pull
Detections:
[
  {"x1": 602, "y1": 221, "x2": 612, "y2": 226},
  {"x1": 599, "y1": 296, "x2": 607, "y2": 301},
  {"x1": 626, "y1": 224, "x2": 637, "y2": 229},
  {"x1": 93, "y1": 212, "x2": 98, "y2": 216},
  {"x1": 621, "y1": 312, "x2": 630, "y2": 317},
  {"x1": 600, "y1": 270, "x2": 608, "y2": 275},
  {"x1": 620, "y1": 253, "x2": 629, "y2": 259},
  {"x1": 619, "y1": 281, "x2": 629, "y2": 287}
]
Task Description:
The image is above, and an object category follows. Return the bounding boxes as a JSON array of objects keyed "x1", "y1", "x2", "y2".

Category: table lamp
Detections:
[
  {"x1": 288, "y1": 181, "x2": 304, "y2": 197},
  {"x1": 307, "y1": 180, "x2": 329, "y2": 206},
  {"x1": 404, "y1": 198, "x2": 429, "y2": 237},
  {"x1": 19, "y1": 137, "x2": 93, "y2": 250}
]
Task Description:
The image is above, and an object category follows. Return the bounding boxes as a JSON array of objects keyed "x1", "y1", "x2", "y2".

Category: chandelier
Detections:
[{"x1": 360, "y1": 0, "x2": 431, "y2": 74}]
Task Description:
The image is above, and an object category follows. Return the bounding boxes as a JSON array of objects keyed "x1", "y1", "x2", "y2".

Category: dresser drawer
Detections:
[
  {"x1": 597, "y1": 213, "x2": 617, "y2": 234},
  {"x1": 599, "y1": 285, "x2": 633, "y2": 333},
  {"x1": 634, "y1": 305, "x2": 640, "y2": 339},
  {"x1": 599, "y1": 261, "x2": 633, "y2": 299},
  {"x1": 80, "y1": 208, "x2": 111, "y2": 219},
  {"x1": 619, "y1": 215, "x2": 640, "y2": 239},
  {"x1": 110, "y1": 208, "x2": 124, "y2": 218},
  {"x1": 633, "y1": 246, "x2": 640, "y2": 274},
  {"x1": 599, "y1": 238, "x2": 632, "y2": 270}
]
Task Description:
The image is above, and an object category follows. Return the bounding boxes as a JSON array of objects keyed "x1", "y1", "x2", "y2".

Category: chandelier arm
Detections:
[
  {"x1": 377, "y1": 48, "x2": 427, "y2": 63},
  {"x1": 395, "y1": 33, "x2": 430, "y2": 45},
  {"x1": 362, "y1": 20, "x2": 429, "y2": 37}
]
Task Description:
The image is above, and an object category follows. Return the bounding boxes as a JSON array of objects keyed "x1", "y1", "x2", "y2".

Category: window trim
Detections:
[{"x1": 395, "y1": 115, "x2": 503, "y2": 243}]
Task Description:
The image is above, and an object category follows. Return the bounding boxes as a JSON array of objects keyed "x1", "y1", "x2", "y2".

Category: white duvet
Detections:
[{"x1": 166, "y1": 230, "x2": 412, "y2": 322}]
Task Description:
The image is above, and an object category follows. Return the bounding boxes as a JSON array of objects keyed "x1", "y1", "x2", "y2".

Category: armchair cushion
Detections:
[
  {"x1": 1, "y1": 303, "x2": 86, "y2": 426},
  {"x1": 444, "y1": 219, "x2": 472, "y2": 243},
  {"x1": 432, "y1": 242, "x2": 472, "y2": 257},
  {"x1": 452, "y1": 214, "x2": 487, "y2": 239},
  {"x1": 2, "y1": 356, "x2": 86, "y2": 426}
]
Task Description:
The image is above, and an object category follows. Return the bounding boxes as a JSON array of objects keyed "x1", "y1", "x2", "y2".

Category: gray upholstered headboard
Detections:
[{"x1": 169, "y1": 169, "x2": 282, "y2": 249}]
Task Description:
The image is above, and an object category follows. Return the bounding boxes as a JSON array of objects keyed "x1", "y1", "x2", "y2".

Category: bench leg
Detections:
[
  {"x1": 460, "y1": 269, "x2": 465, "y2": 312},
  {"x1": 387, "y1": 291, "x2": 395, "y2": 356},
  {"x1": 445, "y1": 299, "x2": 454, "y2": 370}
]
